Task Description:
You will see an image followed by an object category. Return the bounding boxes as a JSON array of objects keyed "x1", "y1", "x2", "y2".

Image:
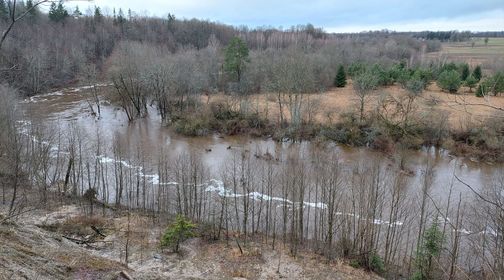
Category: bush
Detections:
[
  {"x1": 464, "y1": 75, "x2": 478, "y2": 92},
  {"x1": 396, "y1": 68, "x2": 413, "y2": 88},
  {"x1": 484, "y1": 72, "x2": 504, "y2": 96},
  {"x1": 473, "y1": 65, "x2": 482, "y2": 81},
  {"x1": 475, "y1": 84, "x2": 485, "y2": 97},
  {"x1": 370, "y1": 253, "x2": 385, "y2": 273},
  {"x1": 174, "y1": 114, "x2": 211, "y2": 136},
  {"x1": 460, "y1": 63, "x2": 470, "y2": 81},
  {"x1": 160, "y1": 215, "x2": 196, "y2": 253},
  {"x1": 347, "y1": 62, "x2": 366, "y2": 77},
  {"x1": 369, "y1": 64, "x2": 393, "y2": 86},
  {"x1": 437, "y1": 70, "x2": 461, "y2": 93},
  {"x1": 412, "y1": 68, "x2": 434, "y2": 89}
]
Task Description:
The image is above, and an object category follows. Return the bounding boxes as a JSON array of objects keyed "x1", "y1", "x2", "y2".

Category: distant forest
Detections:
[{"x1": 0, "y1": 0, "x2": 502, "y2": 96}]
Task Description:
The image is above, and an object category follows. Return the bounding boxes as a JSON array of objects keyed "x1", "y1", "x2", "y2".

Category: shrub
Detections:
[
  {"x1": 412, "y1": 68, "x2": 434, "y2": 89},
  {"x1": 160, "y1": 215, "x2": 196, "y2": 253},
  {"x1": 460, "y1": 63, "x2": 470, "y2": 81},
  {"x1": 369, "y1": 64, "x2": 393, "y2": 86},
  {"x1": 464, "y1": 75, "x2": 478, "y2": 92},
  {"x1": 406, "y1": 79, "x2": 424, "y2": 94},
  {"x1": 174, "y1": 115, "x2": 210, "y2": 136},
  {"x1": 347, "y1": 62, "x2": 366, "y2": 77},
  {"x1": 437, "y1": 70, "x2": 461, "y2": 93},
  {"x1": 370, "y1": 253, "x2": 385, "y2": 273},
  {"x1": 473, "y1": 65, "x2": 482, "y2": 81},
  {"x1": 475, "y1": 84, "x2": 485, "y2": 97},
  {"x1": 396, "y1": 68, "x2": 413, "y2": 88},
  {"x1": 485, "y1": 72, "x2": 504, "y2": 96},
  {"x1": 413, "y1": 221, "x2": 444, "y2": 280}
]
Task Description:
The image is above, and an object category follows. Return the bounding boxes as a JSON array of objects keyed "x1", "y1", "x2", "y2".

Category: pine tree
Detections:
[
  {"x1": 48, "y1": 1, "x2": 68, "y2": 23},
  {"x1": 475, "y1": 84, "x2": 485, "y2": 97},
  {"x1": 464, "y1": 75, "x2": 477, "y2": 92},
  {"x1": 48, "y1": 2, "x2": 58, "y2": 21},
  {"x1": 334, "y1": 65, "x2": 347, "y2": 87},
  {"x1": 473, "y1": 65, "x2": 482, "y2": 81},
  {"x1": 26, "y1": 0, "x2": 38, "y2": 17},
  {"x1": 160, "y1": 215, "x2": 196, "y2": 253},
  {"x1": 94, "y1": 6, "x2": 103, "y2": 22},
  {"x1": 72, "y1": 6, "x2": 82, "y2": 18},
  {"x1": 413, "y1": 221, "x2": 444, "y2": 280},
  {"x1": 224, "y1": 37, "x2": 250, "y2": 83},
  {"x1": 117, "y1": 8, "x2": 126, "y2": 25},
  {"x1": 460, "y1": 63, "x2": 469, "y2": 81}
]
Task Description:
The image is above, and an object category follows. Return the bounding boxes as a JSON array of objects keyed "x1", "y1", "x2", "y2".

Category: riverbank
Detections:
[
  {"x1": 167, "y1": 83, "x2": 504, "y2": 162},
  {"x1": 0, "y1": 199, "x2": 382, "y2": 280}
]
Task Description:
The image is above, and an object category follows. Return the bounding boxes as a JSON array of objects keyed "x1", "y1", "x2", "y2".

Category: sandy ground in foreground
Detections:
[{"x1": 0, "y1": 203, "x2": 382, "y2": 280}]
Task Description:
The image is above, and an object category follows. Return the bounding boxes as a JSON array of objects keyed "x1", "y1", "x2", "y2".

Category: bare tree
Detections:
[{"x1": 353, "y1": 72, "x2": 378, "y2": 121}]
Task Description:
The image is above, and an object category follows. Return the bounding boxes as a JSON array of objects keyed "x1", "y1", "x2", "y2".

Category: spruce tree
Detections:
[
  {"x1": 48, "y1": 2, "x2": 58, "y2": 21},
  {"x1": 72, "y1": 6, "x2": 82, "y2": 18},
  {"x1": 334, "y1": 65, "x2": 347, "y2": 87},
  {"x1": 473, "y1": 65, "x2": 482, "y2": 81},
  {"x1": 475, "y1": 84, "x2": 485, "y2": 97},
  {"x1": 48, "y1": 1, "x2": 68, "y2": 23},
  {"x1": 460, "y1": 63, "x2": 469, "y2": 81},
  {"x1": 94, "y1": 6, "x2": 103, "y2": 22},
  {"x1": 464, "y1": 75, "x2": 477, "y2": 92}
]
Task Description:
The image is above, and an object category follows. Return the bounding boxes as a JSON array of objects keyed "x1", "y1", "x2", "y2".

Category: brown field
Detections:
[
  {"x1": 425, "y1": 37, "x2": 504, "y2": 71},
  {"x1": 209, "y1": 82, "x2": 504, "y2": 131}
]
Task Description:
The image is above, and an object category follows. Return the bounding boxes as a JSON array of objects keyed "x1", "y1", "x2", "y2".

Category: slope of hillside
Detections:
[{"x1": 0, "y1": 204, "x2": 382, "y2": 280}]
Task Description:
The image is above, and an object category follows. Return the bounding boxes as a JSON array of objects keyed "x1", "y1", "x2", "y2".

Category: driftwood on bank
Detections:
[{"x1": 63, "y1": 225, "x2": 110, "y2": 245}]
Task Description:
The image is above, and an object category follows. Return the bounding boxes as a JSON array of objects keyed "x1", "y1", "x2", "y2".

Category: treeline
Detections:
[
  {"x1": 413, "y1": 31, "x2": 473, "y2": 42},
  {"x1": 1, "y1": 0, "x2": 438, "y2": 96}
]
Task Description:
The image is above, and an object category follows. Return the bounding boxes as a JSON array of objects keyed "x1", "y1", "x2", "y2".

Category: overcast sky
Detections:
[{"x1": 72, "y1": 0, "x2": 504, "y2": 32}]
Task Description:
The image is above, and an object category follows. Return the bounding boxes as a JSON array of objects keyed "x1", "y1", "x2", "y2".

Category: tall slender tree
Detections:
[{"x1": 224, "y1": 37, "x2": 249, "y2": 83}]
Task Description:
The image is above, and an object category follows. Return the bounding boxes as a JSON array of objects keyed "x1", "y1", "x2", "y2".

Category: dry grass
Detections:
[
  {"x1": 206, "y1": 82, "x2": 504, "y2": 131},
  {"x1": 425, "y1": 37, "x2": 504, "y2": 70}
]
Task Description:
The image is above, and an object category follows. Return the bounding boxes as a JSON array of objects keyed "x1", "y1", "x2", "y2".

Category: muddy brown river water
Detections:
[{"x1": 21, "y1": 85, "x2": 500, "y2": 201}]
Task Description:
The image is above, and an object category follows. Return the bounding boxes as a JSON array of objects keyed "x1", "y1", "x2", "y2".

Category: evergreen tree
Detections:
[
  {"x1": 72, "y1": 6, "x2": 82, "y2": 18},
  {"x1": 117, "y1": 8, "x2": 126, "y2": 25},
  {"x1": 437, "y1": 70, "x2": 461, "y2": 93},
  {"x1": 475, "y1": 84, "x2": 485, "y2": 97},
  {"x1": 26, "y1": 0, "x2": 39, "y2": 18},
  {"x1": 94, "y1": 6, "x2": 103, "y2": 22},
  {"x1": 160, "y1": 215, "x2": 196, "y2": 253},
  {"x1": 460, "y1": 63, "x2": 469, "y2": 81},
  {"x1": 473, "y1": 65, "x2": 482, "y2": 81},
  {"x1": 0, "y1": 0, "x2": 8, "y2": 21},
  {"x1": 48, "y1": 1, "x2": 68, "y2": 23},
  {"x1": 334, "y1": 65, "x2": 347, "y2": 87},
  {"x1": 413, "y1": 221, "x2": 444, "y2": 280},
  {"x1": 224, "y1": 37, "x2": 250, "y2": 83},
  {"x1": 464, "y1": 75, "x2": 478, "y2": 92}
]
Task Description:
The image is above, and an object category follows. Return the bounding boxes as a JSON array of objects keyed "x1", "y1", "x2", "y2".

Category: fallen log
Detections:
[{"x1": 91, "y1": 225, "x2": 106, "y2": 237}]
